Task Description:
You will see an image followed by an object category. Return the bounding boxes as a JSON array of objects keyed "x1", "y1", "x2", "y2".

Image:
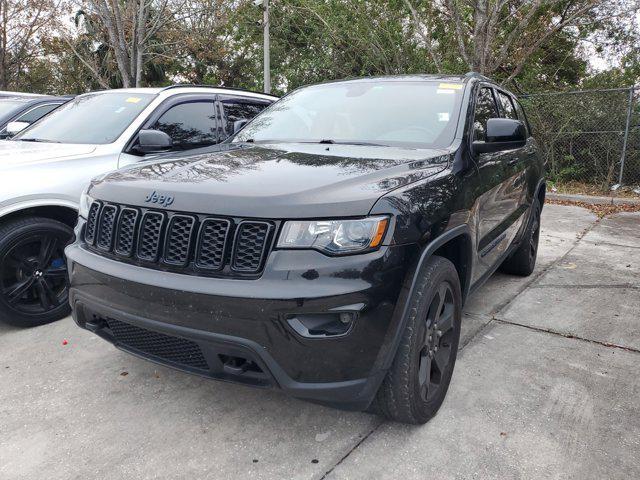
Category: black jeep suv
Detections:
[{"x1": 66, "y1": 73, "x2": 544, "y2": 424}]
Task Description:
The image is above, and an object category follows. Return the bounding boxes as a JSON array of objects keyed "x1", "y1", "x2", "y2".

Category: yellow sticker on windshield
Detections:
[
  {"x1": 126, "y1": 97, "x2": 142, "y2": 103},
  {"x1": 438, "y1": 83, "x2": 463, "y2": 90}
]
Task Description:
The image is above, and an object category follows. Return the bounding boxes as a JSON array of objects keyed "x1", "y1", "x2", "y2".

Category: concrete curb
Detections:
[{"x1": 547, "y1": 192, "x2": 640, "y2": 206}]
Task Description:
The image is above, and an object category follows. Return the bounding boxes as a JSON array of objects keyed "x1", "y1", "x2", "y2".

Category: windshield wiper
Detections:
[
  {"x1": 316, "y1": 139, "x2": 388, "y2": 147},
  {"x1": 16, "y1": 138, "x2": 60, "y2": 143}
]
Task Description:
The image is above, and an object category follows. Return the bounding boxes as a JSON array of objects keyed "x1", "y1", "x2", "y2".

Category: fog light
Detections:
[{"x1": 339, "y1": 312, "x2": 354, "y2": 324}]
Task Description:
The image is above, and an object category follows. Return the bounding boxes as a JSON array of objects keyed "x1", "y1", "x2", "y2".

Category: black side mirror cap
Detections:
[
  {"x1": 473, "y1": 118, "x2": 527, "y2": 154},
  {"x1": 134, "y1": 129, "x2": 173, "y2": 154},
  {"x1": 233, "y1": 119, "x2": 249, "y2": 134}
]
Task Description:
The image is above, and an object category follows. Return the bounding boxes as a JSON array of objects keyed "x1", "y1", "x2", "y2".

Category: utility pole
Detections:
[{"x1": 259, "y1": 0, "x2": 271, "y2": 94}]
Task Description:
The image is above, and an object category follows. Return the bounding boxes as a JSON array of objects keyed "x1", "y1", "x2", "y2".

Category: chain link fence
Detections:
[{"x1": 520, "y1": 87, "x2": 640, "y2": 196}]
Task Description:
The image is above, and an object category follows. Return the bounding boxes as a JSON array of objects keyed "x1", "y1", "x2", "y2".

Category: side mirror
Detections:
[
  {"x1": 135, "y1": 129, "x2": 172, "y2": 154},
  {"x1": 473, "y1": 118, "x2": 526, "y2": 154},
  {"x1": 233, "y1": 119, "x2": 249, "y2": 134},
  {"x1": 6, "y1": 121, "x2": 30, "y2": 136}
]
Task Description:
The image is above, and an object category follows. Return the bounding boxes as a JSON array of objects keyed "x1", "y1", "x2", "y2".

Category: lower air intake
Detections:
[{"x1": 105, "y1": 318, "x2": 209, "y2": 371}]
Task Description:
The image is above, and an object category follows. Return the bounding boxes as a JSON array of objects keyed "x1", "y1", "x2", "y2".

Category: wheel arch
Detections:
[
  {"x1": 0, "y1": 201, "x2": 78, "y2": 229},
  {"x1": 379, "y1": 224, "x2": 472, "y2": 373}
]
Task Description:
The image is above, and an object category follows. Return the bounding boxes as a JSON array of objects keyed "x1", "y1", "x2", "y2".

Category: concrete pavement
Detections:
[{"x1": 1, "y1": 204, "x2": 638, "y2": 480}]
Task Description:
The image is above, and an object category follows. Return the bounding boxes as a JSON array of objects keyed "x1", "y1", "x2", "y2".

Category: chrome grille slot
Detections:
[
  {"x1": 137, "y1": 211, "x2": 165, "y2": 261},
  {"x1": 96, "y1": 204, "x2": 118, "y2": 251},
  {"x1": 195, "y1": 219, "x2": 230, "y2": 270},
  {"x1": 164, "y1": 215, "x2": 195, "y2": 266},
  {"x1": 231, "y1": 221, "x2": 272, "y2": 273},
  {"x1": 84, "y1": 201, "x2": 102, "y2": 245},
  {"x1": 114, "y1": 208, "x2": 139, "y2": 256}
]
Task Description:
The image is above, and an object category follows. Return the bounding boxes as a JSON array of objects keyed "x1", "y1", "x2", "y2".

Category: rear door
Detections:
[{"x1": 495, "y1": 89, "x2": 530, "y2": 219}]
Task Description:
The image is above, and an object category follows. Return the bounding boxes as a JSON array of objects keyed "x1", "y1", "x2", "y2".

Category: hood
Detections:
[
  {"x1": 0, "y1": 140, "x2": 97, "y2": 170},
  {"x1": 90, "y1": 143, "x2": 451, "y2": 218}
]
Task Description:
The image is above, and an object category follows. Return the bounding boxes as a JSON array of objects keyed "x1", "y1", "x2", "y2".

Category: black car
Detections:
[
  {"x1": 0, "y1": 92, "x2": 72, "y2": 138},
  {"x1": 66, "y1": 73, "x2": 545, "y2": 424}
]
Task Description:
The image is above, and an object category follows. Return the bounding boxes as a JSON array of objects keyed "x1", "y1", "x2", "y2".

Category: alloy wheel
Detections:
[
  {"x1": 1, "y1": 232, "x2": 69, "y2": 315},
  {"x1": 417, "y1": 281, "x2": 456, "y2": 402}
]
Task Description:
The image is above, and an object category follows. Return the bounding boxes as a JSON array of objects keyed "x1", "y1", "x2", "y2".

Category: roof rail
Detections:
[
  {"x1": 159, "y1": 84, "x2": 279, "y2": 98},
  {"x1": 464, "y1": 72, "x2": 493, "y2": 82}
]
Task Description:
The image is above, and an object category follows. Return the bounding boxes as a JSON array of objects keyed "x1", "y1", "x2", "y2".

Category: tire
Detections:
[
  {"x1": 0, "y1": 217, "x2": 73, "y2": 327},
  {"x1": 499, "y1": 197, "x2": 541, "y2": 277},
  {"x1": 372, "y1": 256, "x2": 462, "y2": 424}
]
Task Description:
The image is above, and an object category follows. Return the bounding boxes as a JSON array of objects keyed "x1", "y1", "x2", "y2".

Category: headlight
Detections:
[
  {"x1": 277, "y1": 216, "x2": 389, "y2": 255},
  {"x1": 78, "y1": 188, "x2": 94, "y2": 219}
]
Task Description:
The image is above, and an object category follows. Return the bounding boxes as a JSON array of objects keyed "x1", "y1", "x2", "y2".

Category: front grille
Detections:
[
  {"x1": 105, "y1": 318, "x2": 209, "y2": 371},
  {"x1": 84, "y1": 201, "x2": 274, "y2": 277}
]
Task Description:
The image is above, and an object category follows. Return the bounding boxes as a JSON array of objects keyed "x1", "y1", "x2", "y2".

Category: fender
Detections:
[
  {"x1": 0, "y1": 197, "x2": 79, "y2": 220},
  {"x1": 380, "y1": 223, "x2": 472, "y2": 372}
]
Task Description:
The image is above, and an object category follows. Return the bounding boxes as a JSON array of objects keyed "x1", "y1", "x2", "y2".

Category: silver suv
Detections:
[{"x1": 0, "y1": 85, "x2": 276, "y2": 327}]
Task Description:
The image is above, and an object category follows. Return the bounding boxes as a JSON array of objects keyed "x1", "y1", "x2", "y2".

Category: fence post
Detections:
[{"x1": 618, "y1": 86, "x2": 634, "y2": 185}]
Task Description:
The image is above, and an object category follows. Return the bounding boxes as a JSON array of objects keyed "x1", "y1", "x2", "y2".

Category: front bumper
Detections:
[{"x1": 66, "y1": 241, "x2": 417, "y2": 410}]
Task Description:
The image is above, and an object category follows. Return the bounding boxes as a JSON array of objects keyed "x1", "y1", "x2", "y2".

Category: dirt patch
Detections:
[
  {"x1": 550, "y1": 181, "x2": 640, "y2": 198},
  {"x1": 547, "y1": 199, "x2": 640, "y2": 218}
]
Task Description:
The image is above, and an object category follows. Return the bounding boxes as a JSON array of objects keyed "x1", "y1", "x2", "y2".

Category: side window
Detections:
[
  {"x1": 221, "y1": 99, "x2": 269, "y2": 137},
  {"x1": 497, "y1": 92, "x2": 518, "y2": 120},
  {"x1": 16, "y1": 103, "x2": 60, "y2": 124},
  {"x1": 151, "y1": 101, "x2": 217, "y2": 150},
  {"x1": 473, "y1": 88, "x2": 499, "y2": 141},
  {"x1": 513, "y1": 99, "x2": 532, "y2": 135}
]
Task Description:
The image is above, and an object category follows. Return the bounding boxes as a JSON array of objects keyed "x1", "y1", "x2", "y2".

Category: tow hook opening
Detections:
[{"x1": 219, "y1": 354, "x2": 263, "y2": 375}]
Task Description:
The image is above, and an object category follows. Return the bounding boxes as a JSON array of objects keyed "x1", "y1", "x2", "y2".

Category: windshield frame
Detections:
[
  {"x1": 14, "y1": 91, "x2": 157, "y2": 145},
  {"x1": 232, "y1": 79, "x2": 468, "y2": 150}
]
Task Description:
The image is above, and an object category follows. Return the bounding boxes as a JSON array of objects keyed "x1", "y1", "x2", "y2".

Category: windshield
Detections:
[
  {"x1": 0, "y1": 100, "x2": 24, "y2": 118},
  {"x1": 234, "y1": 80, "x2": 464, "y2": 148},
  {"x1": 15, "y1": 92, "x2": 155, "y2": 144}
]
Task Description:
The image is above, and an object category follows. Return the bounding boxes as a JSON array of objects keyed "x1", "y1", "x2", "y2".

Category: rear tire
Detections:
[
  {"x1": 0, "y1": 217, "x2": 73, "y2": 327},
  {"x1": 500, "y1": 198, "x2": 541, "y2": 277},
  {"x1": 372, "y1": 256, "x2": 462, "y2": 424}
]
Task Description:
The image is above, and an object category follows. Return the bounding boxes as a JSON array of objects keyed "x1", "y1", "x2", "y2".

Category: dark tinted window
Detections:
[
  {"x1": 513, "y1": 99, "x2": 531, "y2": 134},
  {"x1": 497, "y1": 91, "x2": 518, "y2": 120},
  {"x1": 473, "y1": 88, "x2": 499, "y2": 141},
  {"x1": 16, "y1": 103, "x2": 61, "y2": 124},
  {"x1": 151, "y1": 101, "x2": 217, "y2": 149},
  {"x1": 221, "y1": 99, "x2": 269, "y2": 136}
]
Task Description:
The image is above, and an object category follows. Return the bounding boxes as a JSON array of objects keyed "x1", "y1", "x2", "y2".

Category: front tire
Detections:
[
  {"x1": 372, "y1": 256, "x2": 462, "y2": 424},
  {"x1": 0, "y1": 217, "x2": 73, "y2": 327}
]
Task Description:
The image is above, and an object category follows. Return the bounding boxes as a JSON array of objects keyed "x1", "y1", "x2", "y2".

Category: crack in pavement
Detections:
[
  {"x1": 492, "y1": 316, "x2": 640, "y2": 354},
  {"x1": 530, "y1": 284, "x2": 640, "y2": 289},
  {"x1": 581, "y1": 240, "x2": 640, "y2": 249},
  {"x1": 319, "y1": 418, "x2": 385, "y2": 480}
]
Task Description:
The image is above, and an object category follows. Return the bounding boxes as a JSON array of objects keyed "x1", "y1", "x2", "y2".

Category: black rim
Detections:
[
  {"x1": 417, "y1": 282, "x2": 456, "y2": 402},
  {"x1": 529, "y1": 208, "x2": 541, "y2": 265},
  {"x1": 1, "y1": 232, "x2": 69, "y2": 315}
]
